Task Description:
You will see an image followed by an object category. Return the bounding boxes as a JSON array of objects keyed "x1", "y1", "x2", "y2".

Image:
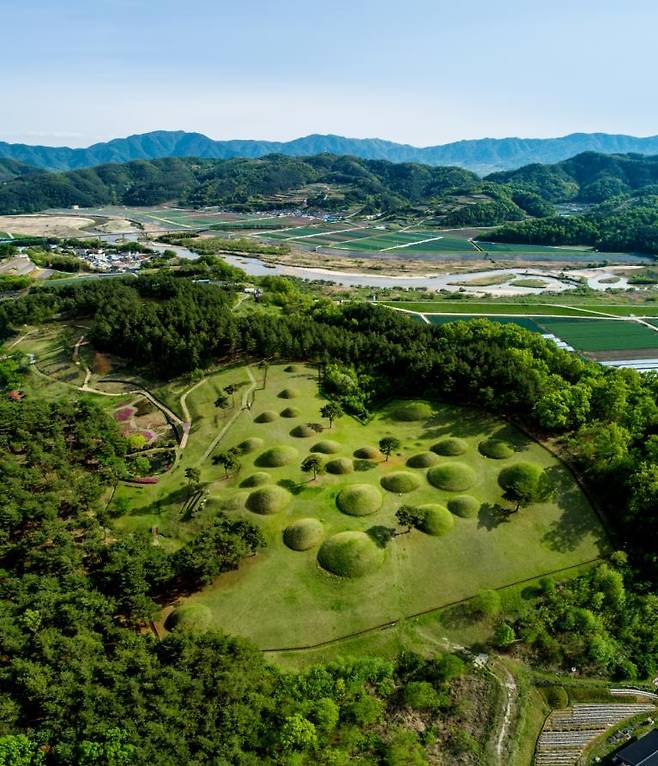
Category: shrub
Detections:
[
  {"x1": 471, "y1": 589, "x2": 501, "y2": 617},
  {"x1": 543, "y1": 686, "x2": 569, "y2": 709},
  {"x1": 403, "y1": 681, "x2": 441, "y2": 711}
]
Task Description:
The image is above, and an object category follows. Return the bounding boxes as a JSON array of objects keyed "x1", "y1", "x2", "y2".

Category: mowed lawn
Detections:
[{"x1": 150, "y1": 364, "x2": 608, "y2": 650}]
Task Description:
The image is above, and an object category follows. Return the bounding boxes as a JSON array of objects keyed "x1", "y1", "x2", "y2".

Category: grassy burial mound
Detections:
[
  {"x1": 165, "y1": 604, "x2": 212, "y2": 632},
  {"x1": 278, "y1": 387, "x2": 299, "y2": 399},
  {"x1": 392, "y1": 401, "x2": 433, "y2": 422},
  {"x1": 427, "y1": 462, "x2": 477, "y2": 492},
  {"x1": 406, "y1": 451, "x2": 440, "y2": 468},
  {"x1": 431, "y1": 437, "x2": 468, "y2": 456},
  {"x1": 237, "y1": 436, "x2": 265, "y2": 453},
  {"x1": 337, "y1": 484, "x2": 383, "y2": 516},
  {"x1": 245, "y1": 485, "x2": 292, "y2": 515},
  {"x1": 284, "y1": 364, "x2": 304, "y2": 373},
  {"x1": 240, "y1": 472, "x2": 271, "y2": 488},
  {"x1": 218, "y1": 491, "x2": 249, "y2": 511},
  {"x1": 290, "y1": 424, "x2": 315, "y2": 438},
  {"x1": 479, "y1": 439, "x2": 515, "y2": 459},
  {"x1": 354, "y1": 446, "x2": 381, "y2": 460},
  {"x1": 447, "y1": 495, "x2": 480, "y2": 518},
  {"x1": 418, "y1": 504, "x2": 455, "y2": 536},
  {"x1": 280, "y1": 406, "x2": 301, "y2": 418},
  {"x1": 311, "y1": 440, "x2": 341, "y2": 454},
  {"x1": 498, "y1": 462, "x2": 545, "y2": 493},
  {"x1": 284, "y1": 518, "x2": 324, "y2": 551},
  {"x1": 254, "y1": 410, "x2": 278, "y2": 423},
  {"x1": 134, "y1": 369, "x2": 605, "y2": 649},
  {"x1": 325, "y1": 457, "x2": 354, "y2": 475},
  {"x1": 317, "y1": 531, "x2": 385, "y2": 577},
  {"x1": 380, "y1": 471, "x2": 421, "y2": 494},
  {"x1": 255, "y1": 445, "x2": 298, "y2": 467}
]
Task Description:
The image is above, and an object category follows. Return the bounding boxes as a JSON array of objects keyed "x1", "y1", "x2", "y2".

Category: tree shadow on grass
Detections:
[
  {"x1": 354, "y1": 459, "x2": 377, "y2": 472},
  {"x1": 277, "y1": 479, "x2": 305, "y2": 496},
  {"x1": 477, "y1": 503, "x2": 515, "y2": 531},
  {"x1": 540, "y1": 465, "x2": 607, "y2": 553},
  {"x1": 419, "y1": 411, "x2": 491, "y2": 442},
  {"x1": 366, "y1": 525, "x2": 396, "y2": 548}
]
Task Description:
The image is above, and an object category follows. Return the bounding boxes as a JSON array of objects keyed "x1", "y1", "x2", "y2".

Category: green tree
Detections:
[
  {"x1": 279, "y1": 713, "x2": 318, "y2": 752},
  {"x1": 301, "y1": 454, "x2": 324, "y2": 481},
  {"x1": 471, "y1": 589, "x2": 501, "y2": 617},
  {"x1": 320, "y1": 401, "x2": 343, "y2": 428},
  {"x1": 395, "y1": 505, "x2": 422, "y2": 534},
  {"x1": 0, "y1": 734, "x2": 44, "y2": 765},
  {"x1": 184, "y1": 466, "x2": 201, "y2": 497},
  {"x1": 379, "y1": 436, "x2": 401, "y2": 462}
]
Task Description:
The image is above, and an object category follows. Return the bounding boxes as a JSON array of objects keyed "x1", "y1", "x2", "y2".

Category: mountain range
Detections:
[{"x1": 3, "y1": 131, "x2": 658, "y2": 175}]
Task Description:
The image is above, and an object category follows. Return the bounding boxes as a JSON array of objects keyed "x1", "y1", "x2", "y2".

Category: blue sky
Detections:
[{"x1": 3, "y1": 0, "x2": 657, "y2": 147}]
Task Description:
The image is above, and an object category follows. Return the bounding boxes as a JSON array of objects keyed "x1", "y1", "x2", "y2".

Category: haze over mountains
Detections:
[{"x1": 3, "y1": 131, "x2": 658, "y2": 175}]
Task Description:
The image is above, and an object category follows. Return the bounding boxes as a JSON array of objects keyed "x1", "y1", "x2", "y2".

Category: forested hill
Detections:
[
  {"x1": 3, "y1": 129, "x2": 658, "y2": 174},
  {"x1": 5, "y1": 150, "x2": 658, "y2": 218},
  {"x1": 487, "y1": 151, "x2": 658, "y2": 202},
  {"x1": 0, "y1": 154, "x2": 479, "y2": 214}
]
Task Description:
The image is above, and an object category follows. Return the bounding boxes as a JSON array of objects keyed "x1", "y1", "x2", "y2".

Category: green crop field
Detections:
[
  {"x1": 476, "y1": 241, "x2": 594, "y2": 255},
  {"x1": 382, "y1": 301, "x2": 597, "y2": 317},
  {"x1": 113, "y1": 364, "x2": 606, "y2": 650},
  {"x1": 536, "y1": 318, "x2": 658, "y2": 351}
]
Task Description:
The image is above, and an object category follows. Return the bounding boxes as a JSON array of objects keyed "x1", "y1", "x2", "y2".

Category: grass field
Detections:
[{"x1": 110, "y1": 364, "x2": 608, "y2": 650}]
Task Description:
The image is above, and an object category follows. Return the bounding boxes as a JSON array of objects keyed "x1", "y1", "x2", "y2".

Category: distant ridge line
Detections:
[{"x1": 3, "y1": 130, "x2": 658, "y2": 174}]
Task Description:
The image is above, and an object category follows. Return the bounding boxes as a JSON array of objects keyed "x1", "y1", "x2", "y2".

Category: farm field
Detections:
[
  {"x1": 112, "y1": 364, "x2": 608, "y2": 650},
  {"x1": 381, "y1": 301, "x2": 601, "y2": 317},
  {"x1": 536, "y1": 318, "x2": 658, "y2": 352}
]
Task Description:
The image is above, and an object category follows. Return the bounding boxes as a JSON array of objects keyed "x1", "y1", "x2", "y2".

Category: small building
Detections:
[{"x1": 614, "y1": 729, "x2": 658, "y2": 765}]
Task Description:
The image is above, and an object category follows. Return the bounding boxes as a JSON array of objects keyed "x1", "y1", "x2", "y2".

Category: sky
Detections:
[{"x1": 3, "y1": 0, "x2": 658, "y2": 148}]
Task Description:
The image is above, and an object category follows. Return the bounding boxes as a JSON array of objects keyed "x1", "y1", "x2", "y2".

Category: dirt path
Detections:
[
  {"x1": 179, "y1": 378, "x2": 208, "y2": 449},
  {"x1": 490, "y1": 661, "x2": 517, "y2": 762},
  {"x1": 201, "y1": 365, "x2": 257, "y2": 463}
]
